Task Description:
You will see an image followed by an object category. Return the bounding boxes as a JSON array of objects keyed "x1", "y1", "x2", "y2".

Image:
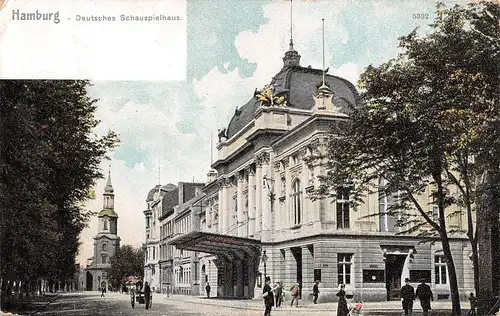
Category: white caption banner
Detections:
[{"x1": 0, "y1": 0, "x2": 187, "y2": 80}]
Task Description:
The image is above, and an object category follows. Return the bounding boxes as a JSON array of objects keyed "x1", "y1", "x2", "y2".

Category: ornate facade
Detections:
[{"x1": 168, "y1": 41, "x2": 474, "y2": 302}]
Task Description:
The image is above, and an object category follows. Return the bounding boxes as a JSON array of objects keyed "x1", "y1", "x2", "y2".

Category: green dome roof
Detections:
[{"x1": 98, "y1": 209, "x2": 118, "y2": 218}]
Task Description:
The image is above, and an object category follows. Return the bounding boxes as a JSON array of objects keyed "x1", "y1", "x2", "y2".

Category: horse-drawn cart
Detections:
[{"x1": 126, "y1": 277, "x2": 152, "y2": 309}]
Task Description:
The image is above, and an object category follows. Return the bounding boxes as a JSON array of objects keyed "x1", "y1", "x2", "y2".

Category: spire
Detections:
[
  {"x1": 289, "y1": 0, "x2": 294, "y2": 51},
  {"x1": 104, "y1": 165, "x2": 114, "y2": 194},
  {"x1": 283, "y1": 0, "x2": 301, "y2": 68},
  {"x1": 317, "y1": 18, "x2": 331, "y2": 96},
  {"x1": 322, "y1": 18, "x2": 326, "y2": 87}
]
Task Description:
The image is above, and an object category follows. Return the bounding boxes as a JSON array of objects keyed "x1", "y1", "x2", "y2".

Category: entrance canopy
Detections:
[{"x1": 167, "y1": 231, "x2": 261, "y2": 260}]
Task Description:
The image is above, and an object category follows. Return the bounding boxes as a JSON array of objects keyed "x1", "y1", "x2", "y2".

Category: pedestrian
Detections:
[
  {"x1": 290, "y1": 283, "x2": 299, "y2": 307},
  {"x1": 336, "y1": 284, "x2": 349, "y2": 316},
  {"x1": 205, "y1": 282, "x2": 211, "y2": 298},
  {"x1": 468, "y1": 292, "x2": 477, "y2": 315},
  {"x1": 416, "y1": 279, "x2": 433, "y2": 316},
  {"x1": 100, "y1": 286, "x2": 105, "y2": 297},
  {"x1": 262, "y1": 277, "x2": 274, "y2": 316},
  {"x1": 312, "y1": 280, "x2": 320, "y2": 304},
  {"x1": 274, "y1": 281, "x2": 282, "y2": 308},
  {"x1": 144, "y1": 281, "x2": 151, "y2": 310},
  {"x1": 401, "y1": 277, "x2": 415, "y2": 316}
]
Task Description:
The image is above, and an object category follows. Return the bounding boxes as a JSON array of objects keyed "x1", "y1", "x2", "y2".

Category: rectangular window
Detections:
[
  {"x1": 337, "y1": 253, "x2": 353, "y2": 285},
  {"x1": 435, "y1": 255, "x2": 447, "y2": 285},
  {"x1": 336, "y1": 187, "x2": 350, "y2": 229}
]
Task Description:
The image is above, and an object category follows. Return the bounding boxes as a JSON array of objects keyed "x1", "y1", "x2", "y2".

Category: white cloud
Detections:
[{"x1": 78, "y1": 88, "x2": 209, "y2": 264}]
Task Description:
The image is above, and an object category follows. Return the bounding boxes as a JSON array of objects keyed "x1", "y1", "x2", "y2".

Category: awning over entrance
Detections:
[{"x1": 167, "y1": 231, "x2": 262, "y2": 260}]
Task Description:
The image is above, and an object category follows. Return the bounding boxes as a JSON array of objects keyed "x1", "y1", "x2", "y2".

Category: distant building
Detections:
[
  {"x1": 84, "y1": 170, "x2": 121, "y2": 291},
  {"x1": 144, "y1": 182, "x2": 204, "y2": 293}
]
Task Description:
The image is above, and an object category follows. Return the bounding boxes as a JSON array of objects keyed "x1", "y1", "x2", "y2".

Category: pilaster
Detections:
[
  {"x1": 237, "y1": 171, "x2": 245, "y2": 237},
  {"x1": 248, "y1": 166, "x2": 256, "y2": 237},
  {"x1": 255, "y1": 156, "x2": 263, "y2": 237}
]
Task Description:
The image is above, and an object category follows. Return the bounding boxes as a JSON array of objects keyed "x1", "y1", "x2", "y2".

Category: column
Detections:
[
  {"x1": 274, "y1": 162, "x2": 281, "y2": 231},
  {"x1": 205, "y1": 198, "x2": 211, "y2": 229},
  {"x1": 234, "y1": 260, "x2": 244, "y2": 297},
  {"x1": 223, "y1": 178, "x2": 231, "y2": 235},
  {"x1": 255, "y1": 157, "x2": 263, "y2": 236},
  {"x1": 285, "y1": 248, "x2": 297, "y2": 287},
  {"x1": 218, "y1": 182, "x2": 224, "y2": 232},
  {"x1": 284, "y1": 158, "x2": 292, "y2": 227},
  {"x1": 302, "y1": 245, "x2": 314, "y2": 289},
  {"x1": 248, "y1": 166, "x2": 256, "y2": 237},
  {"x1": 261, "y1": 152, "x2": 271, "y2": 241},
  {"x1": 237, "y1": 171, "x2": 245, "y2": 237},
  {"x1": 226, "y1": 260, "x2": 234, "y2": 296}
]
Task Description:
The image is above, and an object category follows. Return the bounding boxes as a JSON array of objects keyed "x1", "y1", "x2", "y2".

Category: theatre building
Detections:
[{"x1": 168, "y1": 40, "x2": 474, "y2": 302}]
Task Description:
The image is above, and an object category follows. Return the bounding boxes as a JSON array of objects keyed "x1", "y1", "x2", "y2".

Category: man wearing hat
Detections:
[
  {"x1": 262, "y1": 276, "x2": 275, "y2": 316},
  {"x1": 416, "y1": 279, "x2": 433, "y2": 316},
  {"x1": 401, "y1": 277, "x2": 415, "y2": 316}
]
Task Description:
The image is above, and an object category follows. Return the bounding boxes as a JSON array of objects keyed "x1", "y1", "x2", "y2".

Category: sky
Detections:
[{"x1": 78, "y1": 0, "x2": 465, "y2": 265}]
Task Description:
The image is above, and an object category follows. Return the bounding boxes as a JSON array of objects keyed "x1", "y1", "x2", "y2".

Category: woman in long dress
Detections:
[{"x1": 336, "y1": 284, "x2": 349, "y2": 316}]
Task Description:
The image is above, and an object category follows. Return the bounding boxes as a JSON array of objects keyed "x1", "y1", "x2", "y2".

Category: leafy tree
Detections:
[
  {"x1": 0, "y1": 80, "x2": 119, "y2": 305},
  {"x1": 107, "y1": 245, "x2": 145, "y2": 290},
  {"x1": 313, "y1": 2, "x2": 499, "y2": 315}
]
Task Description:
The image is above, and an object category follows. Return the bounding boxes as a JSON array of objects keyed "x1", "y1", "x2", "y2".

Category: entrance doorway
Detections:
[
  {"x1": 385, "y1": 254, "x2": 406, "y2": 300},
  {"x1": 86, "y1": 271, "x2": 93, "y2": 291},
  {"x1": 291, "y1": 247, "x2": 302, "y2": 298}
]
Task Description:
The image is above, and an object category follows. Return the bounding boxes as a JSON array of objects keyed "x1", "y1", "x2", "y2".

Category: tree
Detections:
[
  {"x1": 313, "y1": 2, "x2": 499, "y2": 315},
  {"x1": 107, "y1": 245, "x2": 145, "y2": 290},
  {"x1": 0, "y1": 80, "x2": 119, "y2": 306}
]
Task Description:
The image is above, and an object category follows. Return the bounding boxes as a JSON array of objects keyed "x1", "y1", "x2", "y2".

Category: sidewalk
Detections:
[
  {"x1": 1, "y1": 293, "x2": 60, "y2": 315},
  {"x1": 155, "y1": 293, "x2": 461, "y2": 312}
]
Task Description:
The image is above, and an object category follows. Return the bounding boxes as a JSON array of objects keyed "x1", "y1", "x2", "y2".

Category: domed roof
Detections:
[
  {"x1": 146, "y1": 183, "x2": 177, "y2": 202},
  {"x1": 226, "y1": 65, "x2": 359, "y2": 139}
]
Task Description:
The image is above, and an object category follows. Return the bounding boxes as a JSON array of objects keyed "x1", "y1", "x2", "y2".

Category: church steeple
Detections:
[
  {"x1": 103, "y1": 166, "x2": 115, "y2": 210},
  {"x1": 282, "y1": 0, "x2": 300, "y2": 68},
  {"x1": 104, "y1": 166, "x2": 114, "y2": 194}
]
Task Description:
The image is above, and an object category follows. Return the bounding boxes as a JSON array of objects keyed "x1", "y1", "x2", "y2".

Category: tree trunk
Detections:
[
  {"x1": 476, "y1": 168, "x2": 500, "y2": 314},
  {"x1": 441, "y1": 235, "x2": 461, "y2": 316},
  {"x1": 434, "y1": 168, "x2": 461, "y2": 315}
]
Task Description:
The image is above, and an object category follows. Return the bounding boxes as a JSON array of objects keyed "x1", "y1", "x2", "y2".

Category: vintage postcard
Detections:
[{"x1": 1, "y1": 0, "x2": 499, "y2": 315}]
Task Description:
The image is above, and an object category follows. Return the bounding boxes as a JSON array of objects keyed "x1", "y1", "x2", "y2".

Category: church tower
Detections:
[{"x1": 89, "y1": 167, "x2": 120, "y2": 291}]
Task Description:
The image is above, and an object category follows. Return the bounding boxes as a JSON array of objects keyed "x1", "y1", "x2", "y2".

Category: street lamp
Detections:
[{"x1": 262, "y1": 250, "x2": 268, "y2": 281}]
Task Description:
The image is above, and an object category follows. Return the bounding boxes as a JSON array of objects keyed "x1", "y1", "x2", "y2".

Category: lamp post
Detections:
[{"x1": 262, "y1": 250, "x2": 268, "y2": 281}]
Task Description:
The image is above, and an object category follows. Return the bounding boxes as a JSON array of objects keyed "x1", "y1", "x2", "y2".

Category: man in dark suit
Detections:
[
  {"x1": 144, "y1": 281, "x2": 151, "y2": 310},
  {"x1": 263, "y1": 277, "x2": 274, "y2": 316},
  {"x1": 312, "y1": 280, "x2": 320, "y2": 304},
  {"x1": 401, "y1": 278, "x2": 415, "y2": 316},
  {"x1": 416, "y1": 279, "x2": 433, "y2": 316}
]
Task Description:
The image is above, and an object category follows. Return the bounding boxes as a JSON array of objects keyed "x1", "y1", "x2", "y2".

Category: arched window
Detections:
[
  {"x1": 291, "y1": 179, "x2": 302, "y2": 225},
  {"x1": 102, "y1": 243, "x2": 107, "y2": 251},
  {"x1": 103, "y1": 219, "x2": 108, "y2": 230}
]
